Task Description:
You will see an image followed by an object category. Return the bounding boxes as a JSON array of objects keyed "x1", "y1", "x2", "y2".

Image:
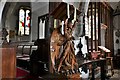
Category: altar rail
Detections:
[
  {"x1": 56, "y1": 58, "x2": 106, "y2": 80},
  {"x1": 78, "y1": 58, "x2": 106, "y2": 80}
]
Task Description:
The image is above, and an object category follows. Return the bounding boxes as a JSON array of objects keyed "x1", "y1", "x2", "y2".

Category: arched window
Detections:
[{"x1": 19, "y1": 7, "x2": 31, "y2": 36}]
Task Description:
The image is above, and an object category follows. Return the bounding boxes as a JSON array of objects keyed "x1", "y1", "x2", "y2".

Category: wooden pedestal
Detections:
[{"x1": 1, "y1": 48, "x2": 16, "y2": 78}]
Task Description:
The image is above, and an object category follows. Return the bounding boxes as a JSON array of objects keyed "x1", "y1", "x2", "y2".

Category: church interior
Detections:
[{"x1": 1, "y1": 0, "x2": 120, "y2": 80}]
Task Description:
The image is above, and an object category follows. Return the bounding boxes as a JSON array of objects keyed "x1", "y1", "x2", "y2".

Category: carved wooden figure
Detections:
[
  {"x1": 50, "y1": 18, "x2": 79, "y2": 75},
  {"x1": 57, "y1": 18, "x2": 78, "y2": 72},
  {"x1": 50, "y1": 26, "x2": 66, "y2": 71}
]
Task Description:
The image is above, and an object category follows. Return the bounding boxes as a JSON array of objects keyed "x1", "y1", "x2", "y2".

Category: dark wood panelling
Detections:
[
  {"x1": 50, "y1": 2, "x2": 81, "y2": 20},
  {"x1": 87, "y1": 2, "x2": 113, "y2": 55}
]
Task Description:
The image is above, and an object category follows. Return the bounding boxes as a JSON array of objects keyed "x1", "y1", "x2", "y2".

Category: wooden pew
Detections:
[
  {"x1": 16, "y1": 45, "x2": 37, "y2": 70},
  {"x1": 16, "y1": 45, "x2": 38, "y2": 57}
]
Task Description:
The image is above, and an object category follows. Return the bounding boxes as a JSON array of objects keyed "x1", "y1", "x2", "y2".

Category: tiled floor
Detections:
[{"x1": 110, "y1": 69, "x2": 120, "y2": 80}]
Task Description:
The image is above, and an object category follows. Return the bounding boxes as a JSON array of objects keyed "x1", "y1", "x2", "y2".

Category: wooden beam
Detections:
[
  {"x1": 98, "y1": 2, "x2": 101, "y2": 46},
  {"x1": 94, "y1": 2, "x2": 97, "y2": 51},
  {"x1": 91, "y1": 2, "x2": 93, "y2": 52}
]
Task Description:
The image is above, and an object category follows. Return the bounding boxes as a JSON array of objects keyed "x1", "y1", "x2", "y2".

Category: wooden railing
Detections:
[{"x1": 78, "y1": 58, "x2": 106, "y2": 80}]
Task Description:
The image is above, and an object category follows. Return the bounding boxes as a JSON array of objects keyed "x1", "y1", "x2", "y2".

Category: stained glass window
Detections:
[
  {"x1": 25, "y1": 10, "x2": 30, "y2": 35},
  {"x1": 19, "y1": 9, "x2": 25, "y2": 35},
  {"x1": 19, "y1": 8, "x2": 30, "y2": 36}
]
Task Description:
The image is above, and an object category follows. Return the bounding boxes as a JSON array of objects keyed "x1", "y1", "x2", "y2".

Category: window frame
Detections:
[{"x1": 18, "y1": 7, "x2": 31, "y2": 36}]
